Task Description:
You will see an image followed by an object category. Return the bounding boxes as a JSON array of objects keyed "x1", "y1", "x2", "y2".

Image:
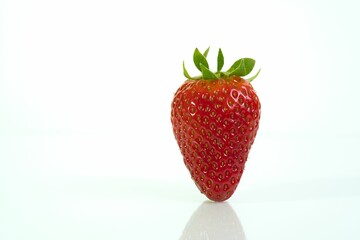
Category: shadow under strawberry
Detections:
[{"x1": 179, "y1": 201, "x2": 246, "y2": 240}]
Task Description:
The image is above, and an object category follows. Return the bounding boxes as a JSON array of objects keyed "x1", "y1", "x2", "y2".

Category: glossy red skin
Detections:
[{"x1": 171, "y1": 76, "x2": 261, "y2": 201}]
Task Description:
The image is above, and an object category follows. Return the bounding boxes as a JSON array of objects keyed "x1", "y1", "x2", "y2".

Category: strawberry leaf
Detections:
[
  {"x1": 183, "y1": 48, "x2": 260, "y2": 82},
  {"x1": 227, "y1": 59, "x2": 241, "y2": 73},
  {"x1": 242, "y1": 58, "x2": 256, "y2": 75},
  {"x1": 193, "y1": 48, "x2": 209, "y2": 72},
  {"x1": 200, "y1": 64, "x2": 218, "y2": 80},
  {"x1": 227, "y1": 58, "x2": 255, "y2": 77},
  {"x1": 183, "y1": 61, "x2": 192, "y2": 79},
  {"x1": 203, "y1": 47, "x2": 210, "y2": 58},
  {"x1": 217, "y1": 48, "x2": 224, "y2": 72},
  {"x1": 246, "y1": 68, "x2": 261, "y2": 82},
  {"x1": 227, "y1": 61, "x2": 244, "y2": 76}
]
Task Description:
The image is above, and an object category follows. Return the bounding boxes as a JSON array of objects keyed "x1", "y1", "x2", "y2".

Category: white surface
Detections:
[
  {"x1": 1, "y1": 172, "x2": 359, "y2": 240},
  {"x1": 1, "y1": 0, "x2": 360, "y2": 239}
]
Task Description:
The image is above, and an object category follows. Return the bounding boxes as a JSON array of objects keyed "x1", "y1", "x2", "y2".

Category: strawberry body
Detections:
[{"x1": 171, "y1": 76, "x2": 260, "y2": 201}]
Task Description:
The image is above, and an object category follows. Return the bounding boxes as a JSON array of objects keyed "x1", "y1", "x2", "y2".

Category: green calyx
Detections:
[{"x1": 183, "y1": 47, "x2": 261, "y2": 82}]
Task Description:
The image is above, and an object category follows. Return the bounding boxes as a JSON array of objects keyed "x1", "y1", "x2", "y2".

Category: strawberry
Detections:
[{"x1": 171, "y1": 48, "x2": 261, "y2": 201}]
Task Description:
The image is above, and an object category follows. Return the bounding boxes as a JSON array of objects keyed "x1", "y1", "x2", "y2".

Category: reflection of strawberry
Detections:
[
  {"x1": 171, "y1": 48, "x2": 261, "y2": 201},
  {"x1": 180, "y1": 201, "x2": 246, "y2": 240}
]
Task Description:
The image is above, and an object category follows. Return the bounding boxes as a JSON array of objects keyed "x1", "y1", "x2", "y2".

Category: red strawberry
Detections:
[{"x1": 171, "y1": 48, "x2": 261, "y2": 201}]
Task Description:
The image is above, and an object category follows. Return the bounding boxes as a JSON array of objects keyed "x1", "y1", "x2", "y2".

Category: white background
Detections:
[{"x1": 1, "y1": 0, "x2": 360, "y2": 239}]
